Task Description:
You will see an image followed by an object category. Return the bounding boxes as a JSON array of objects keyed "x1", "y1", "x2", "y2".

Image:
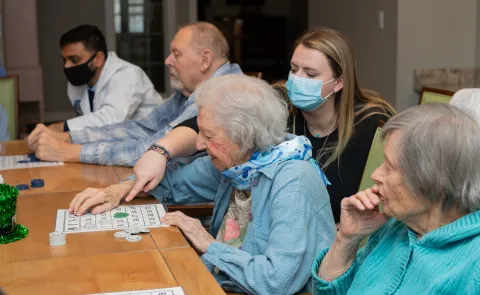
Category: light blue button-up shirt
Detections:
[{"x1": 147, "y1": 140, "x2": 336, "y2": 294}]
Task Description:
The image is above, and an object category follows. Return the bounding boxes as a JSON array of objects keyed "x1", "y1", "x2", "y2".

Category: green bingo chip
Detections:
[{"x1": 113, "y1": 212, "x2": 129, "y2": 218}]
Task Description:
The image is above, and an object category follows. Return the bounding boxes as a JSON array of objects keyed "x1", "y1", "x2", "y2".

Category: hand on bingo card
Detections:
[{"x1": 69, "y1": 187, "x2": 123, "y2": 216}]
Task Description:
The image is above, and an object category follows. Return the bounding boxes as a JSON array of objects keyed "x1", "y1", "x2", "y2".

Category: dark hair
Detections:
[{"x1": 60, "y1": 24, "x2": 108, "y2": 58}]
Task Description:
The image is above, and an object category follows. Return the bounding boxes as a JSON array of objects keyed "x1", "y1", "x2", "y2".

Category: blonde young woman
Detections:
[{"x1": 126, "y1": 28, "x2": 396, "y2": 222}]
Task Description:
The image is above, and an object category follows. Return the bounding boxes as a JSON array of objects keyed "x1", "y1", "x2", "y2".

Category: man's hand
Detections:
[
  {"x1": 29, "y1": 130, "x2": 81, "y2": 162},
  {"x1": 27, "y1": 124, "x2": 72, "y2": 149},
  {"x1": 48, "y1": 122, "x2": 65, "y2": 132}
]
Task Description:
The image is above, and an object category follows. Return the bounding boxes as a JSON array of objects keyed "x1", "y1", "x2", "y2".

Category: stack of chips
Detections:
[
  {"x1": 114, "y1": 227, "x2": 150, "y2": 242},
  {"x1": 49, "y1": 231, "x2": 66, "y2": 246}
]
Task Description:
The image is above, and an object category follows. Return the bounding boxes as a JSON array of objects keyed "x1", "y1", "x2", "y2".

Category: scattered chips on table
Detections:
[
  {"x1": 15, "y1": 184, "x2": 29, "y2": 191},
  {"x1": 31, "y1": 178, "x2": 45, "y2": 188}
]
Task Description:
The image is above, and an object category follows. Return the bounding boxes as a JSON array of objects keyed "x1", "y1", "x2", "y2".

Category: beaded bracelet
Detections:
[{"x1": 147, "y1": 144, "x2": 171, "y2": 161}]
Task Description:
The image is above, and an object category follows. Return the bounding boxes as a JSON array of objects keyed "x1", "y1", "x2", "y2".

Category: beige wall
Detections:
[
  {"x1": 475, "y1": 0, "x2": 480, "y2": 68},
  {"x1": 308, "y1": 0, "x2": 398, "y2": 106},
  {"x1": 38, "y1": 0, "x2": 106, "y2": 117},
  {"x1": 396, "y1": 0, "x2": 477, "y2": 110}
]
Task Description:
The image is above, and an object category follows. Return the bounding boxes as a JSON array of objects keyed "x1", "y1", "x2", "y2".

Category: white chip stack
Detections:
[
  {"x1": 113, "y1": 227, "x2": 150, "y2": 242},
  {"x1": 49, "y1": 231, "x2": 66, "y2": 246}
]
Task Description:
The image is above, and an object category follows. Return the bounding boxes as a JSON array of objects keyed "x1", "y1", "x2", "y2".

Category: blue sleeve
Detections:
[
  {"x1": 311, "y1": 248, "x2": 367, "y2": 295},
  {"x1": 70, "y1": 100, "x2": 175, "y2": 144},
  {"x1": 311, "y1": 218, "x2": 395, "y2": 295},
  {"x1": 148, "y1": 155, "x2": 221, "y2": 204},
  {"x1": 464, "y1": 260, "x2": 480, "y2": 294}
]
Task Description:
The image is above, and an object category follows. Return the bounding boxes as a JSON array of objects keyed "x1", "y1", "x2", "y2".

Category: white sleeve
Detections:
[{"x1": 66, "y1": 68, "x2": 146, "y2": 131}]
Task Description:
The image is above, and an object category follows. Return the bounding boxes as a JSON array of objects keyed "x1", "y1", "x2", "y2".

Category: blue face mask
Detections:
[{"x1": 286, "y1": 72, "x2": 336, "y2": 112}]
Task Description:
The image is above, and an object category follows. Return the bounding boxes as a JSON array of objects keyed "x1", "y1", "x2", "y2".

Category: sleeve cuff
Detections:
[
  {"x1": 311, "y1": 248, "x2": 357, "y2": 294},
  {"x1": 202, "y1": 241, "x2": 230, "y2": 267}
]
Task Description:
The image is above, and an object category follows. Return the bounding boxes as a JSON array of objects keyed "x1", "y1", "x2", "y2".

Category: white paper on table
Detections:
[
  {"x1": 55, "y1": 204, "x2": 168, "y2": 234},
  {"x1": 0, "y1": 155, "x2": 63, "y2": 170},
  {"x1": 88, "y1": 287, "x2": 185, "y2": 295}
]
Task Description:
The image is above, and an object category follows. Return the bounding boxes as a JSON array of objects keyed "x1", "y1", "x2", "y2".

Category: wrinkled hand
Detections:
[
  {"x1": 161, "y1": 211, "x2": 215, "y2": 253},
  {"x1": 126, "y1": 150, "x2": 168, "y2": 202},
  {"x1": 69, "y1": 187, "x2": 124, "y2": 216},
  {"x1": 48, "y1": 122, "x2": 65, "y2": 132},
  {"x1": 338, "y1": 186, "x2": 389, "y2": 243}
]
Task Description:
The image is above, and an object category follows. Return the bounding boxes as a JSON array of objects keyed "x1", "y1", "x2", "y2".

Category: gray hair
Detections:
[
  {"x1": 449, "y1": 88, "x2": 480, "y2": 124},
  {"x1": 194, "y1": 74, "x2": 288, "y2": 154},
  {"x1": 181, "y1": 22, "x2": 229, "y2": 59},
  {"x1": 381, "y1": 103, "x2": 480, "y2": 212}
]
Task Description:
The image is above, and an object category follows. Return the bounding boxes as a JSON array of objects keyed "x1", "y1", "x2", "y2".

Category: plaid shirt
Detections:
[{"x1": 69, "y1": 62, "x2": 243, "y2": 166}]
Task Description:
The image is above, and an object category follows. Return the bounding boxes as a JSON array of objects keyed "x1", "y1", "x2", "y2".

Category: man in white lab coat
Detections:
[{"x1": 48, "y1": 24, "x2": 163, "y2": 132}]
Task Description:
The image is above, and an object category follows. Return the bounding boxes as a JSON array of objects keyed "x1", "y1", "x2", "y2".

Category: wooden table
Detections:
[
  {"x1": 0, "y1": 141, "x2": 121, "y2": 195},
  {"x1": 0, "y1": 139, "x2": 225, "y2": 295},
  {"x1": 0, "y1": 191, "x2": 225, "y2": 295}
]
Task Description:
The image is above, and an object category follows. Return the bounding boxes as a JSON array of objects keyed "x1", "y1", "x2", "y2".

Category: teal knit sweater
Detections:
[{"x1": 312, "y1": 211, "x2": 480, "y2": 294}]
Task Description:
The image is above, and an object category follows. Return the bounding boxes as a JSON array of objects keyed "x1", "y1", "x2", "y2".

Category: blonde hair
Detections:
[{"x1": 295, "y1": 28, "x2": 396, "y2": 168}]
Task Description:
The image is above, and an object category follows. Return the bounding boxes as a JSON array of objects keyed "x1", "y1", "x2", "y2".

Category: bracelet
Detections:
[{"x1": 148, "y1": 144, "x2": 171, "y2": 161}]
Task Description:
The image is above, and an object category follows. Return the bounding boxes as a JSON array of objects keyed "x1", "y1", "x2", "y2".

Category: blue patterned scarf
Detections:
[{"x1": 221, "y1": 135, "x2": 330, "y2": 190}]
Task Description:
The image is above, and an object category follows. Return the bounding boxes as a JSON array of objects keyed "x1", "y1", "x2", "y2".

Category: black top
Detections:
[
  {"x1": 176, "y1": 116, "x2": 200, "y2": 132},
  {"x1": 175, "y1": 106, "x2": 389, "y2": 222},
  {"x1": 293, "y1": 107, "x2": 389, "y2": 222}
]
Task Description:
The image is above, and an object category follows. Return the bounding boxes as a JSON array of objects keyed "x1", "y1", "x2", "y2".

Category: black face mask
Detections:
[{"x1": 63, "y1": 52, "x2": 98, "y2": 86}]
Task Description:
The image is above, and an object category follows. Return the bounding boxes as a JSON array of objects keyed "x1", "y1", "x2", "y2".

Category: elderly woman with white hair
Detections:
[
  {"x1": 313, "y1": 103, "x2": 480, "y2": 294},
  {"x1": 449, "y1": 88, "x2": 480, "y2": 123},
  {"x1": 69, "y1": 74, "x2": 336, "y2": 294}
]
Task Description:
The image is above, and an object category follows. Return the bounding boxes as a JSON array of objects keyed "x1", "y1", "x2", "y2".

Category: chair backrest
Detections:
[
  {"x1": 358, "y1": 124, "x2": 385, "y2": 191},
  {"x1": 0, "y1": 76, "x2": 19, "y2": 139},
  {"x1": 419, "y1": 87, "x2": 454, "y2": 105}
]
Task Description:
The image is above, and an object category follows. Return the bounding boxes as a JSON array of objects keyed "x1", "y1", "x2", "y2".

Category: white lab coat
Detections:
[{"x1": 66, "y1": 51, "x2": 163, "y2": 131}]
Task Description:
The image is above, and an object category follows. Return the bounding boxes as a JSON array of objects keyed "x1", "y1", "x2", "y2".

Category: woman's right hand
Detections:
[
  {"x1": 338, "y1": 186, "x2": 389, "y2": 243},
  {"x1": 126, "y1": 150, "x2": 168, "y2": 202}
]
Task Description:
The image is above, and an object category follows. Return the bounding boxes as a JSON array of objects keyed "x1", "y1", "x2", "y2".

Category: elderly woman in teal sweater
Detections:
[{"x1": 313, "y1": 103, "x2": 480, "y2": 294}]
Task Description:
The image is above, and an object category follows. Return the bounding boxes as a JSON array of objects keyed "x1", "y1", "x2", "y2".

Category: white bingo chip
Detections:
[
  {"x1": 113, "y1": 231, "x2": 129, "y2": 239},
  {"x1": 125, "y1": 235, "x2": 142, "y2": 242},
  {"x1": 139, "y1": 228, "x2": 150, "y2": 233},
  {"x1": 124, "y1": 227, "x2": 141, "y2": 234}
]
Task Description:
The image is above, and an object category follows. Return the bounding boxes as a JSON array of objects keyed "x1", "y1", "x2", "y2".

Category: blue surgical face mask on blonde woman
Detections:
[{"x1": 286, "y1": 72, "x2": 336, "y2": 111}]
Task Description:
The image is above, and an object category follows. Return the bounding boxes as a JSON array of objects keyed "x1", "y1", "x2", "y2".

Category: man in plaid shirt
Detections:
[{"x1": 27, "y1": 22, "x2": 243, "y2": 166}]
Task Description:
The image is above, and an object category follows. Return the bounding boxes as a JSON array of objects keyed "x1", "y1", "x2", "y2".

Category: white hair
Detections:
[
  {"x1": 194, "y1": 74, "x2": 288, "y2": 154},
  {"x1": 381, "y1": 103, "x2": 480, "y2": 212},
  {"x1": 449, "y1": 88, "x2": 480, "y2": 124}
]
